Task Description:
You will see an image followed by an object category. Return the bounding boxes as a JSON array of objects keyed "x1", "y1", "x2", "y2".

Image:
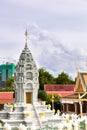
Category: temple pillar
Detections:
[
  {"x1": 85, "y1": 101, "x2": 87, "y2": 113},
  {"x1": 79, "y1": 101, "x2": 83, "y2": 116},
  {"x1": 66, "y1": 104, "x2": 69, "y2": 112},
  {"x1": 74, "y1": 103, "x2": 78, "y2": 114},
  {"x1": 62, "y1": 104, "x2": 65, "y2": 112}
]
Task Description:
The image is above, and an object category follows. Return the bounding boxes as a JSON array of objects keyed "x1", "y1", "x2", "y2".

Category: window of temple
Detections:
[
  {"x1": 26, "y1": 64, "x2": 32, "y2": 70},
  {"x1": 26, "y1": 72, "x2": 33, "y2": 80},
  {"x1": 26, "y1": 58, "x2": 30, "y2": 62}
]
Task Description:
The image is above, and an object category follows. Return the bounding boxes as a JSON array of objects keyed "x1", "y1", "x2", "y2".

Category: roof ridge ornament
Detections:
[{"x1": 75, "y1": 63, "x2": 79, "y2": 71}]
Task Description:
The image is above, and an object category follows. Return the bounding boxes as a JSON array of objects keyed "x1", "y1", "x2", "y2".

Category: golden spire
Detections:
[
  {"x1": 25, "y1": 29, "x2": 28, "y2": 46},
  {"x1": 75, "y1": 63, "x2": 79, "y2": 71}
]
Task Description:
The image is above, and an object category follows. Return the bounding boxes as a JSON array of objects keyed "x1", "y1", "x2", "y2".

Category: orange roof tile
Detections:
[{"x1": 46, "y1": 91, "x2": 74, "y2": 97}]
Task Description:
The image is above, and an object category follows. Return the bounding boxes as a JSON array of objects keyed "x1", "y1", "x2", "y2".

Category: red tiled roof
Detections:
[
  {"x1": 0, "y1": 92, "x2": 14, "y2": 104},
  {"x1": 44, "y1": 84, "x2": 75, "y2": 97},
  {"x1": 44, "y1": 84, "x2": 75, "y2": 91},
  {"x1": 0, "y1": 99, "x2": 14, "y2": 103}
]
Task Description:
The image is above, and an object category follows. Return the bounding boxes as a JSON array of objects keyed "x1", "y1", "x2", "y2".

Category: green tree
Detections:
[
  {"x1": 38, "y1": 90, "x2": 47, "y2": 101},
  {"x1": 5, "y1": 76, "x2": 14, "y2": 91},
  {"x1": 0, "y1": 77, "x2": 14, "y2": 92},
  {"x1": 39, "y1": 68, "x2": 55, "y2": 90},
  {"x1": 0, "y1": 87, "x2": 6, "y2": 92},
  {"x1": 56, "y1": 72, "x2": 75, "y2": 84}
]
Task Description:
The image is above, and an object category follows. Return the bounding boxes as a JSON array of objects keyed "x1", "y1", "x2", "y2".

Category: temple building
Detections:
[{"x1": 61, "y1": 70, "x2": 87, "y2": 116}]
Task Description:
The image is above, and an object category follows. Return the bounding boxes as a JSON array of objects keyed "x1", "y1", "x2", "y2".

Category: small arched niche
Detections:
[{"x1": 26, "y1": 72, "x2": 33, "y2": 80}]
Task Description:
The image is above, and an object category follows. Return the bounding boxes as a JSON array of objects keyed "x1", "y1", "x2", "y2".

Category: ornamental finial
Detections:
[{"x1": 25, "y1": 29, "x2": 28, "y2": 46}]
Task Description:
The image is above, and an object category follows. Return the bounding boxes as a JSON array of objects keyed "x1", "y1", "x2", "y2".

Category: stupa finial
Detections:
[{"x1": 25, "y1": 29, "x2": 28, "y2": 46}]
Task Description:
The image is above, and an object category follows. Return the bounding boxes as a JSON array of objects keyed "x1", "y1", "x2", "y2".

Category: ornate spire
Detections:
[
  {"x1": 25, "y1": 29, "x2": 28, "y2": 48},
  {"x1": 75, "y1": 63, "x2": 79, "y2": 71}
]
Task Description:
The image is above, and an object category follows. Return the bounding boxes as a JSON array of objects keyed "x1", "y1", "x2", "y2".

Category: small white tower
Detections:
[{"x1": 14, "y1": 30, "x2": 39, "y2": 104}]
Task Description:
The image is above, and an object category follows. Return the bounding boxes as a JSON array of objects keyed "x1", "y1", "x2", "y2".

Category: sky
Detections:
[{"x1": 0, "y1": 0, "x2": 87, "y2": 79}]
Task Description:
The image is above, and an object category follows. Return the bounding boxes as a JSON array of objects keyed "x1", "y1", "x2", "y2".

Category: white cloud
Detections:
[
  {"x1": 0, "y1": 0, "x2": 87, "y2": 79},
  {"x1": 26, "y1": 23, "x2": 87, "y2": 78}
]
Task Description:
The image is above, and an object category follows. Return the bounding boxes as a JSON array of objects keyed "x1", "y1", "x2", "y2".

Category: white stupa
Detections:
[{"x1": 14, "y1": 29, "x2": 39, "y2": 105}]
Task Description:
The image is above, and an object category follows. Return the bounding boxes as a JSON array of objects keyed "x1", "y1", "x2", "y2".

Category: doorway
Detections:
[{"x1": 26, "y1": 92, "x2": 32, "y2": 103}]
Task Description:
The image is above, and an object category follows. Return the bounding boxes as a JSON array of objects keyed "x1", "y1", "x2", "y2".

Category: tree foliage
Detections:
[
  {"x1": 39, "y1": 68, "x2": 75, "y2": 90},
  {"x1": 38, "y1": 90, "x2": 47, "y2": 101},
  {"x1": 39, "y1": 68, "x2": 56, "y2": 90},
  {"x1": 56, "y1": 72, "x2": 75, "y2": 84},
  {"x1": 5, "y1": 76, "x2": 14, "y2": 91},
  {"x1": 0, "y1": 87, "x2": 6, "y2": 92},
  {"x1": 0, "y1": 76, "x2": 14, "y2": 92}
]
